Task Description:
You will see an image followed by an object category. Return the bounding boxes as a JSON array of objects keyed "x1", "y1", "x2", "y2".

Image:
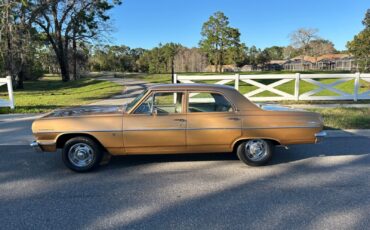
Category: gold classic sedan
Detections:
[{"x1": 31, "y1": 84, "x2": 326, "y2": 172}]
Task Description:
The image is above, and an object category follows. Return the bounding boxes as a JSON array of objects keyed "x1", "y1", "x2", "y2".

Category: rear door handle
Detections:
[
  {"x1": 228, "y1": 117, "x2": 240, "y2": 121},
  {"x1": 174, "y1": 119, "x2": 186, "y2": 122}
]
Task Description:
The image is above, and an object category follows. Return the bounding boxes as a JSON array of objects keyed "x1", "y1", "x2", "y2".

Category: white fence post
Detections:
[
  {"x1": 6, "y1": 76, "x2": 15, "y2": 109},
  {"x1": 354, "y1": 72, "x2": 360, "y2": 102},
  {"x1": 173, "y1": 74, "x2": 177, "y2": 84},
  {"x1": 294, "y1": 73, "x2": 300, "y2": 101},
  {"x1": 234, "y1": 73, "x2": 240, "y2": 90}
]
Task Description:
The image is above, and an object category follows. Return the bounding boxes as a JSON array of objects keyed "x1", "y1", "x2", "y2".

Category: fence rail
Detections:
[
  {"x1": 174, "y1": 73, "x2": 370, "y2": 101},
  {"x1": 0, "y1": 76, "x2": 15, "y2": 109}
]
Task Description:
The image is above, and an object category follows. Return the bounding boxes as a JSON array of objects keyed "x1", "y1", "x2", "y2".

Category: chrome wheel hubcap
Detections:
[
  {"x1": 245, "y1": 139, "x2": 267, "y2": 161},
  {"x1": 68, "y1": 143, "x2": 94, "y2": 167}
]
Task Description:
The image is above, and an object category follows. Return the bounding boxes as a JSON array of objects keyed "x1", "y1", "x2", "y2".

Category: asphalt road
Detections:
[{"x1": 0, "y1": 135, "x2": 369, "y2": 229}]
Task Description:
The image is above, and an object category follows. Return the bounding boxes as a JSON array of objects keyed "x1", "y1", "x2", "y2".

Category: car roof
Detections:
[
  {"x1": 146, "y1": 83, "x2": 260, "y2": 111},
  {"x1": 148, "y1": 83, "x2": 235, "y2": 91}
]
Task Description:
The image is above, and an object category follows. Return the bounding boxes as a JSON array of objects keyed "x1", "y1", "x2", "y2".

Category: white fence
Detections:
[
  {"x1": 0, "y1": 76, "x2": 15, "y2": 109},
  {"x1": 174, "y1": 73, "x2": 370, "y2": 101}
]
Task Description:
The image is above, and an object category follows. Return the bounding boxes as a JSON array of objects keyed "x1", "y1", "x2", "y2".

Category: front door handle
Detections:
[
  {"x1": 228, "y1": 117, "x2": 240, "y2": 121},
  {"x1": 174, "y1": 119, "x2": 186, "y2": 122}
]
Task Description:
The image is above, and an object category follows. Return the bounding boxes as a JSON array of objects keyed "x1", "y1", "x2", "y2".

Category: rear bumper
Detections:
[
  {"x1": 30, "y1": 141, "x2": 42, "y2": 152},
  {"x1": 315, "y1": 131, "x2": 327, "y2": 143}
]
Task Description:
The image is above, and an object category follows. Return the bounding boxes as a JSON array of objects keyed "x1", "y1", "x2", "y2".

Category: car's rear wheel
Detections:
[
  {"x1": 62, "y1": 137, "x2": 103, "y2": 172},
  {"x1": 236, "y1": 139, "x2": 273, "y2": 166}
]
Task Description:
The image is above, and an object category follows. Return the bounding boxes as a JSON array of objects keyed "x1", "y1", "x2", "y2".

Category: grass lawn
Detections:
[
  {"x1": 0, "y1": 76, "x2": 123, "y2": 114},
  {"x1": 307, "y1": 108, "x2": 370, "y2": 130}
]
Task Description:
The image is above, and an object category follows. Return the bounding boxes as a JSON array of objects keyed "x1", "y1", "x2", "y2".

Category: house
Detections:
[
  {"x1": 283, "y1": 54, "x2": 355, "y2": 71},
  {"x1": 240, "y1": 65, "x2": 254, "y2": 72},
  {"x1": 202, "y1": 53, "x2": 356, "y2": 72},
  {"x1": 283, "y1": 59, "x2": 313, "y2": 71},
  {"x1": 265, "y1": 60, "x2": 285, "y2": 71},
  {"x1": 204, "y1": 64, "x2": 239, "y2": 72}
]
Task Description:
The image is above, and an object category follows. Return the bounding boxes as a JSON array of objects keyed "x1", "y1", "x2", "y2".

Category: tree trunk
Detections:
[
  {"x1": 72, "y1": 34, "x2": 77, "y2": 80},
  {"x1": 16, "y1": 69, "x2": 24, "y2": 89},
  {"x1": 171, "y1": 57, "x2": 175, "y2": 83},
  {"x1": 219, "y1": 51, "x2": 223, "y2": 73},
  {"x1": 58, "y1": 53, "x2": 70, "y2": 82},
  {"x1": 56, "y1": 42, "x2": 70, "y2": 82}
]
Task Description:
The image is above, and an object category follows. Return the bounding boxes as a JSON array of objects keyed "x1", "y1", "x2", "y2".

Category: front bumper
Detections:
[
  {"x1": 30, "y1": 141, "x2": 42, "y2": 152},
  {"x1": 315, "y1": 131, "x2": 327, "y2": 143}
]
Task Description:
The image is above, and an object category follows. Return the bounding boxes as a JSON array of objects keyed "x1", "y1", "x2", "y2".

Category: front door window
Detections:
[{"x1": 135, "y1": 92, "x2": 184, "y2": 114}]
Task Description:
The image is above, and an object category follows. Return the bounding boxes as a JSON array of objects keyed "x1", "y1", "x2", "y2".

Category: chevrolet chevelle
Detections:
[{"x1": 31, "y1": 84, "x2": 326, "y2": 172}]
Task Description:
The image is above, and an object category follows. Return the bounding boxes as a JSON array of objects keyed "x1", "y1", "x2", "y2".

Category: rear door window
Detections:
[{"x1": 188, "y1": 92, "x2": 233, "y2": 113}]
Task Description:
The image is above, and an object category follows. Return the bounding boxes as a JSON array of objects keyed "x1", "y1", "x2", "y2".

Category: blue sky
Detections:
[{"x1": 109, "y1": 0, "x2": 369, "y2": 51}]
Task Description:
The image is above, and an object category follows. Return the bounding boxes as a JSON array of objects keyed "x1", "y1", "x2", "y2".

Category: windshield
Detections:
[{"x1": 125, "y1": 89, "x2": 148, "y2": 112}]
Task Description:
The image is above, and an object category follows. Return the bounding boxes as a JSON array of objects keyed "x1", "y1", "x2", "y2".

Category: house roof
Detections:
[{"x1": 291, "y1": 53, "x2": 351, "y2": 63}]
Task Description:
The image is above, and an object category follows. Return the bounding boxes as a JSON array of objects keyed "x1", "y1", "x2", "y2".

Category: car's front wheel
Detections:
[
  {"x1": 236, "y1": 139, "x2": 273, "y2": 166},
  {"x1": 62, "y1": 137, "x2": 103, "y2": 172}
]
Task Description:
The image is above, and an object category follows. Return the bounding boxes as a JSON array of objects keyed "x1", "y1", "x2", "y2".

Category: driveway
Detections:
[{"x1": 89, "y1": 76, "x2": 155, "y2": 106}]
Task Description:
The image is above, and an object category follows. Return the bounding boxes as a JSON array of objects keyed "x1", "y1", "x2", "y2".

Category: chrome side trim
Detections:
[
  {"x1": 34, "y1": 130, "x2": 122, "y2": 134},
  {"x1": 124, "y1": 126, "x2": 319, "y2": 131},
  {"x1": 243, "y1": 125, "x2": 320, "y2": 130},
  {"x1": 34, "y1": 125, "x2": 320, "y2": 134}
]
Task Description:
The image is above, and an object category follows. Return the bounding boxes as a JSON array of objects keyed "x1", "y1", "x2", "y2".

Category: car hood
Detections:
[{"x1": 43, "y1": 105, "x2": 123, "y2": 118}]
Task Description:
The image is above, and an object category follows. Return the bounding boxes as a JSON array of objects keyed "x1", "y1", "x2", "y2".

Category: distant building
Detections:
[
  {"x1": 202, "y1": 53, "x2": 356, "y2": 72},
  {"x1": 283, "y1": 54, "x2": 355, "y2": 71},
  {"x1": 240, "y1": 65, "x2": 255, "y2": 72},
  {"x1": 265, "y1": 60, "x2": 285, "y2": 71},
  {"x1": 204, "y1": 64, "x2": 239, "y2": 72}
]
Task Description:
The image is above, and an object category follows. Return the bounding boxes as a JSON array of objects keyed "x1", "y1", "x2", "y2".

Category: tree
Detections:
[
  {"x1": 199, "y1": 11, "x2": 244, "y2": 72},
  {"x1": 256, "y1": 50, "x2": 271, "y2": 68},
  {"x1": 307, "y1": 39, "x2": 336, "y2": 61},
  {"x1": 0, "y1": 0, "x2": 33, "y2": 88},
  {"x1": 161, "y1": 43, "x2": 181, "y2": 81},
  {"x1": 136, "y1": 43, "x2": 182, "y2": 74},
  {"x1": 30, "y1": 0, "x2": 121, "y2": 82},
  {"x1": 283, "y1": 46, "x2": 300, "y2": 59},
  {"x1": 290, "y1": 28, "x2": 319, "y2": 50},
  {"x1": 174, "y1": 47, "x2": 208, "y2": 73},
  {"x1": 225, "y1": 43, "x2": 247, "y2": 67},
  {"x1": 289, "y1": 28, "x2": 319, "y2": 61},
  {"x1": 264, "y1": 46, "x2": 284, "y2": 60},
  {"x1": 347, "y1": 9, "x2": 370, "y2": 71},
  {"x1": 246, "y1": 45, "x2": 260, "y2": 66},
  {"x1": 362, "y1": 9, "x2": 370, "y2": 29}
]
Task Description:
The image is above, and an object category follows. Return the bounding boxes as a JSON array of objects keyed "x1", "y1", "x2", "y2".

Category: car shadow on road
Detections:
[
  {"x1": 105, "y1": 136, "x2": 370, "y2": 170},
  {"x1": 271, "y1": 136, "x2": 370, "y2": 165}
]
